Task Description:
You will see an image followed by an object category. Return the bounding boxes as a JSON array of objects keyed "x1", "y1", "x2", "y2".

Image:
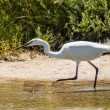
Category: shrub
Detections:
[{"x1": 0, "y1": 0, "x2": 110, "y2": 52}]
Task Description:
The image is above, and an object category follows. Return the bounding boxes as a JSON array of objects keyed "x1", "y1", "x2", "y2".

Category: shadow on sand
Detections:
[{"x1": 73, "y1": 88, "x2": 110, "y2": 93}]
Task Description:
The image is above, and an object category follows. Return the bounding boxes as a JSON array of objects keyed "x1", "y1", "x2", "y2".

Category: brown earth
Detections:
[{"x1": 0, "y1": 53, "x2": 110, "y2": 83}]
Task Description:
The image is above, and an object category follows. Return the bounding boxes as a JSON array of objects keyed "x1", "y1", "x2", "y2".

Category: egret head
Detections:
[
  {"x1": 16, "y1": 38, "x2": 44, "y2": 49},
  {"x1": 24, "y1": 38, "x2": 42, "y2": 47}
]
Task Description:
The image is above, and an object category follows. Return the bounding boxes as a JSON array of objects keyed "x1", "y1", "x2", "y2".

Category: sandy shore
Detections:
[{"x1": 0, "y1": 53, "x2": 110, "y2": 84}]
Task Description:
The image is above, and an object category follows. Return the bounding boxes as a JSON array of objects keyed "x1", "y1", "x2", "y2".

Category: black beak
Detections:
[{"x1": 16, "y1": 42, "x2": 31, "y2": 50}]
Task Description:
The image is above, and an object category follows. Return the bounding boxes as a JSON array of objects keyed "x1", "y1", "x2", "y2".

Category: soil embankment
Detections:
[{"x1": 0, "y1": 54, "x2": 110, "y2": 86}]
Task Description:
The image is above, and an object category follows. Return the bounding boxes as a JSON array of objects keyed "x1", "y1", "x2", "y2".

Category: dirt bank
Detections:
[{"x1": 0, "y1": 53, "x2": 110, "y2": 83}]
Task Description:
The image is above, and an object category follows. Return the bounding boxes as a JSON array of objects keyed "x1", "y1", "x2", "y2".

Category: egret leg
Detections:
[
  {"x1": 88, "y1": 61, "x2": 99, "y2": 89},
  {"x1": 56, "y1": 62, "x2": 79, "y2": 81}
]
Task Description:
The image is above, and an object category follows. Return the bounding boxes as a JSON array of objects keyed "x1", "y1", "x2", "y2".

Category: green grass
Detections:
[{"x1": 0, "y1": 0, "x2": 110, "y2": 60}]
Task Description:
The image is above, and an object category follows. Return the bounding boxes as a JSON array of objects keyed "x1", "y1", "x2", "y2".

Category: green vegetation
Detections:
[{"x1": 0, "y1": 0, "x2": 110, "y2": 60}]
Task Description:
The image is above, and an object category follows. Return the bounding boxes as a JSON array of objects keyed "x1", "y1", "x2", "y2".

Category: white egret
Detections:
[{"x1": 18, "y1": 38, "x2": 110, "y2": 89}]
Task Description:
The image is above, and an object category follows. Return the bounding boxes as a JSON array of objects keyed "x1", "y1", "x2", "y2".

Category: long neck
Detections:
[{"x1": 41, "y1": 40, "x2": 62, "y2": 58}]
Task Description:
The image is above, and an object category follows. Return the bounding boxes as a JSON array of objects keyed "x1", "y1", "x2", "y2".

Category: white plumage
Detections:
[
  {"x1": 19, "y1": 38, "x2": 110, "y2": 89},
  {"x1": 60, "y1": 41, "x2": 110, "y2": 61}
]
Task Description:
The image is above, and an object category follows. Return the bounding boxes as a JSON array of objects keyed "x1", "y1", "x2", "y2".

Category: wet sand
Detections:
[{"x1": 0, "y1": 54, "x2": 110, "y2": 86}]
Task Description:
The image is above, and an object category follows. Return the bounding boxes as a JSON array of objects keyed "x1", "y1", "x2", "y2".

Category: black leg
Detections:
[
  {"x1": 56, "y1": 62, "x2": 79, "y2": 82},
  {"x1": 88, "y1": 61, "x2": 99, "y2": 89}
]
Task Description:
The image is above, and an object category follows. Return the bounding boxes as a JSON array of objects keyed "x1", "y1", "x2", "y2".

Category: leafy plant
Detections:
[{"x1": 0, "y1": 0, "x2": 110, "y2": 58}]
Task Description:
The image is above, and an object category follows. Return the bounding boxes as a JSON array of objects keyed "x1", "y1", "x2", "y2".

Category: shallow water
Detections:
[{"x1": 0, "y1": 80, "x2": 110, "y2": 110}]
